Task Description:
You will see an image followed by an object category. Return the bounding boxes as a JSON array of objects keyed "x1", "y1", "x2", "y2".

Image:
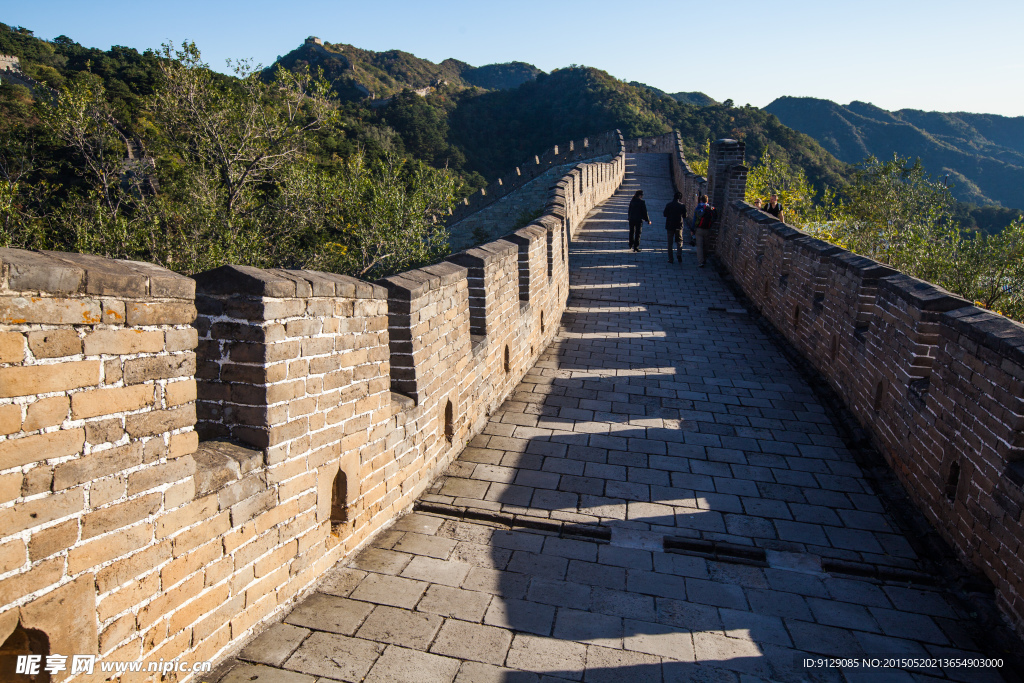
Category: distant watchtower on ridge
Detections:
[{"x1": 305, "y1": 36, "x2": 323, "y2": 46}]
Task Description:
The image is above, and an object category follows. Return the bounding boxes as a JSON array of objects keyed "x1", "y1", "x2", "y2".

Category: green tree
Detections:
[{"x1": 745, "y1": 147, "x2": 817, "y2": 226}]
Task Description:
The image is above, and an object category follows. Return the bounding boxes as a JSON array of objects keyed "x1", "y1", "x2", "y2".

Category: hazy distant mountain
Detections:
[
  {"x1": 765, "y1": 96, "x2": 1024, "y2": 209},
  {"x1": 273, "y1": 38, "x2": 541, "y2": 101}
]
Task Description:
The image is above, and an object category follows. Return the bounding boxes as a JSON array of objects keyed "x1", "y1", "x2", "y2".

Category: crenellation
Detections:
[{"x1": 715, "y1": 181, "x2": 1024, "y2": 636}]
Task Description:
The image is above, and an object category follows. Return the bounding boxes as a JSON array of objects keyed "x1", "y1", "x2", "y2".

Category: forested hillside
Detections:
[
  {"x1": 274, "y1": 39, "x2": 540, "y2": 101},
  {"x1": 766, "y1": 96, "x2": 1024, "y2": 210},
  {"x1": 3, "y1": 20, "x2": 1020, "y2": 285}
]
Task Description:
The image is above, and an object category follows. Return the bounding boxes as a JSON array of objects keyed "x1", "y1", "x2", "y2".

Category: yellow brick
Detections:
[
  {"x1": 0, "y1": 471, "x2": 20, "y2": 505},
  {"x1": 168, "y1": 430, "x2": 198, "y2": 458},
  {"x1": 165, "y1": 379, "x2": 197, "y2": 406},
  {"x1": 23, "y1": 395, "x2": 69, "y2": 431},
  {"x1": 0, "y1": 427, "x2": 84, "y2": 469},
  {"x1": 0, "y1": 538, "x2": 26, "y2": 574},
  {"x1": 0, "y1": 557, "x2": 63, "y2": 606},
  {"x1": 28, "y1": 519, "x2": 79, "y2": 562},
  {"x1": 0, "y1": 403, "x2": 20, "y2": 435},
  {"x1": 0, "y1": 360, "x2": 99, "y2": 398},
  {"x1": 168, "y1": 583, "x2": 229, "y2": 636},
  {"x1": 98, "y1": 572, "x2": 160, "y2": 622},
  {"x1": 0, "y1": 486, "x2": 84, "y2": 535},
  {"x1": 68, "y1": 522, "x2": 153, "y2": 574},
  {"x1": 171, "y1": 512, "x2": 230, "y2": 558},
  {"x1": 138, "y1": 572, "x2": 203, "y2": 630},
  {"x1": 71, "y1": 384, "x2": 155, "y2": 420},
  {"x1": 99, "y1": 612, "x2": 137, "y2": 655},
  {"x1": 83, "y1": 329, "x2": 164, "y2": 356},
  {"x1": 27, "y1": 329, "x2": 82, "y2": 358},
  {"x1": 161, "y1": 538, "x2": 222, "y2": 588},
  {"x1": 155, "y1": 494, "x2": 218, "y2": 539},
  {"x1": 0, "y1": 331, "x2": 25, "y2": 363},
  {"x1": 82, "y1": 493, "x2": 161, "y2": 540},
  {"x1": 231, "y1": 591, "x2": 277, "y2": 639},
  {"x1": 95, "y1": 540, "x2": 172, "y2": 593}
]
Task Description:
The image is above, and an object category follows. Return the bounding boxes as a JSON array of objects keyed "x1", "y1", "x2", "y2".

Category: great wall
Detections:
[{"x1": 2, "y1": 129, "x2": 1023, "y2": 681}]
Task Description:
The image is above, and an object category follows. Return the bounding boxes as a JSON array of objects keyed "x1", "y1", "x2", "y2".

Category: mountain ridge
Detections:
[{"x1": 765, "y1": 96, "x2": 1024, "y2": 209}]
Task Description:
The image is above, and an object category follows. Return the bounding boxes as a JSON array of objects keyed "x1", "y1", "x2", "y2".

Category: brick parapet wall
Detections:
[
  {"x1": 0, "y1": 125, "x2": 623, "y2": 679},
  {"x1": 717, "y1": 200, "x2": 1024, "y2": 634},
  {"x1": 0, "y1": 249, "x2": 201, "y2": 676},
  {"x1": 447, "y1": 130, "x2": 623, "y2": 225}
]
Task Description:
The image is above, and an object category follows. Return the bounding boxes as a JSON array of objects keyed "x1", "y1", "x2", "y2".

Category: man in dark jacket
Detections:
[
  {"x1": 627, "y1": 190, "x2": 651, "y2": 252},
  {"x1": 663, "y1": 191, "x2": 687, "y2": 263}
]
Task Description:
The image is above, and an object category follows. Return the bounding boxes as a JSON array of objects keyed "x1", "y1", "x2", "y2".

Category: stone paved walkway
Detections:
[{"x1": 214, "y1": 155, "x2": 1002, "y2": 683}]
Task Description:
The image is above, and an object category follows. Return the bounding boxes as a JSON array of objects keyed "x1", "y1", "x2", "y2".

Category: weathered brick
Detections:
[
  {"x1": 23, "y1": 395, "x2": 69, "y2": 431},
  {"x1": 71, "y1": 384, "x2": 155, "y2": 420},
  {"x1": 0, "y1": 471, "x2": 20, "y2": 504},
  {"x1": 0, "y1": 403, "x2": 20, "y2": 435},
  {"x1": 164, "y1": 478, "x2": 195, "y2": 509},
  {"x1": 90, "y1": 475, "x2": 125, "y2": 508},
  {"x1": 169, "y1": 430, "x2": 199, "y2": 459},
  {"x1": 126, "y1": 301, "x2": 197, "y2": 326},
  {"x1": 20, "y1": 466, "x2": 52, "y2": 496},
  {"x1": 82, "y1": 329, "x2": 164, "y2": 356},
  {"x1": 84, "y1": 417, "x2": 125, "y2": 445},
  {"x1": 171, "y1": 511, "x2": 231, "y2": 558},
  {"x1": 0, "y1": 428, "x2": 84, "y2": 469},
  {"x1": 68, "y1": 522, "x2": 153, "y2": 574},
  {"x1": 98, "y1": 571, "x2": 160, "y2": 622},
  {"x1": 165, "y1": 328, "x2": 198, "y2": 352},
  {"x1": 96, "y1": 541, "x2": 172, "y2": 593},
  {"x1": 125, "y1": 404, "x2": 195, "y2": 438},
  {"x1": 27, "y1": 329, "x2": 82, "y2": 358},
  {"x1": 161, "y1": 536, "x2": 222, "y2": 587},
  {"x1": 103, "y1": 358, "x2": 122, "y2": 383},
  {"x1": 0, "y1": 557, "x2": 62, "y2": 606},
  {"x1": 0, "y1": 331, "x2": 25, "y2": 363},
  {"x1": 81, "y1": 493, "x2": 161, "y2": 540},
  {"x1": 28, "y1": 519, "x2": 79, "y2": 561},
  {"x1": 53, "y1": 441, "x2": 143, "y2": 490},
  {"x1": 138, "y1": 572, "x2": 203, "y2": 629},
  {"x1": 156, "y1": 494, "x2": 218, "y2": 538},
  {"x1": 0, "y1": 297, "x2": 101, "y2": 325},
  {"x1": 165, "y1": 379, "x2": 197, "y2": 406},
  {"x1": 127, "y1": 456, "x2": 195, "y2": 496},
  {"x1": 230, "y1": 489, "x2": 277, "y2": 527},
  {"x1": 0, "y1": 538, "x2": 25, "y2": 573},
  {"x1": 123, "y1": 353, "x2": 196, "y2": 385},
  {"x1": 168, "y1": 582, "x2": 229, "y2": 636},
  {"x1": 99, "y1": 613, "x2": 137, "y2": 655},
  {"x1": 100, "y1": 299, "x2": 126, "y2": 325},
  {"x1": 0, "y1": 360, "x2": 100, "y2": 398}
]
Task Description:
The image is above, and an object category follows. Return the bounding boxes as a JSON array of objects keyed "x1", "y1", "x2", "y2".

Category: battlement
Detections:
[
  {"x1": 705, "y1": 157, "x2": 1024, "y2": 635},
  {"x1": 0, "y1": 143, "x2": 626, "y2": 679},
  {"x1": 448, "y1": 130, "x2": 624, "y2": 226}
]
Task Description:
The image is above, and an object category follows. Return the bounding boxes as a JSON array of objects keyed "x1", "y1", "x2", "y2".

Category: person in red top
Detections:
[{"x1": 692, "y1": 194, "x2": 717, "y2": 268}]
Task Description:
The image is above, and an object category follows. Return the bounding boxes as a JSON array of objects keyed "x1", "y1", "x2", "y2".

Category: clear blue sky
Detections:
[{"x1": 4, "y1": 0, "x2": 1022, "y2": 116}]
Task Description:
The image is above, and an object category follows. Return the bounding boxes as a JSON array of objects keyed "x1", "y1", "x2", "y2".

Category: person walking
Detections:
[
  {"x1": 693, "y1": 194, "x2": 717, "y2": 268},
  {"x1": 663, "y1": 191, "x2": 687, "y2": 263},
  {"x1": 628, "y1": 190, "x2": 651, "y2": 252}
]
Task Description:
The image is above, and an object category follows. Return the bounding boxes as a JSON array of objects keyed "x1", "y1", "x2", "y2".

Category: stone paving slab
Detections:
[{"x1": 213, "y1": 154, "x2": 1005, "y2": 682}]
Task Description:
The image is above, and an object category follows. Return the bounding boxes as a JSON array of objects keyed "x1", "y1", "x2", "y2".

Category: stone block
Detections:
[{"x1": 284, "y1": 593, "x2": 373, "y2": 635}]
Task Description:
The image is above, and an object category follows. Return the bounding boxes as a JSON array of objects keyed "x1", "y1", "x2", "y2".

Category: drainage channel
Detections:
[{"x1": 414, "y1": 500, "x2": 936, "y2": 585}]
